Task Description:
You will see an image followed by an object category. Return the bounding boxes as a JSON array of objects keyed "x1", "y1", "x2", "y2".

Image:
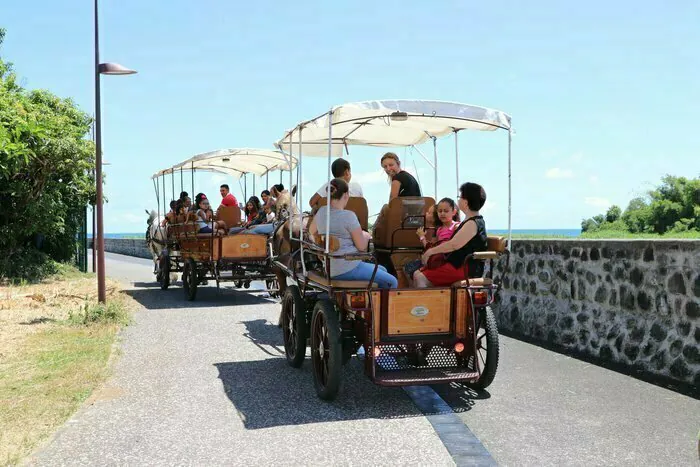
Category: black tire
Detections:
[
  {"x1": 159, "y1": 255, "x2": 170, "y2": 290},
  {"x1": 468, "y1": 306, "x2": 499, "y2": 390},
  {"x1": 282, "y1": 286, "x2": 307, "y2": 368},
  {"x1": 183, "y1": 258, "x2": 198, "y2": 301},
  {"x1": 310, "y1": 300, "x2": 343, "y2": 401}
]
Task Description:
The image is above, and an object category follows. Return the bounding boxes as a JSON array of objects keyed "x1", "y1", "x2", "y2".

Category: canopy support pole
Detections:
[
  {"x1": 243, "y1": 173, "x2": 247, "y2": 202},
  {"x1": 191, "y1": 162, "x2": 194, "y2": 196},
  {"x1": 266, "y1": 172, "x2": 268, "y2": 189},
  {"x1": 432, "y1": 136, "x2": 438, "y2": 200},
  {"x1": 298, "y1": 126, "x2": 306, "y2": 276},
  {"x1": 153, "y1": 178, "x2": 160, "y2": 218},
  {"x1": 180, "y1": 167, "x2": 183, "y2": 196},
  {"x1": 507, "y1": 130, "x2": 512, "y2": 251},
  {"x1": 411, "y1": 145, "x2": 434, "y2": 169},
  {"x1": 253, "y1": 175, "x2": 256, "y2": 197},
  {"x1": 171, "y1": 170, "x2": 174, "y2": 202},
  {"x1": 325, "y1": 109, "x2": 333, "y2": 255},
  {"x1": 454, "y1": 129, "x2": 460, "y2": 188},
  {"x1": 161, "y1": 175, "x2": 166, "y2": 216}
]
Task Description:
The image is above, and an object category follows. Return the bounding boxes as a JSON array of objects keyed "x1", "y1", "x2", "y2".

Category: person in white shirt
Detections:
[{"x1": 308, "y1": 158, "x2": 363, "y2": 209}]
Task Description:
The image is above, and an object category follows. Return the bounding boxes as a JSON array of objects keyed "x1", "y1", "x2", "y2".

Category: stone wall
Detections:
[
  {"x1": 494, "y1": 239, "x2": 700, "y2": 386},
  {"x1": 89, "y1": 238, "x2": 152, "y2": 260}
]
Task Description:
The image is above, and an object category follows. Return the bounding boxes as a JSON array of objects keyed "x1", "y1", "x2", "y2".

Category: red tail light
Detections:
[
  {"x1": 454, "y1": 342, "x2": 465, "y2": 353},
  {"x1": 473, "y1": 291, "x2": 488, "y2": 305},
  {"x1": 349, "y1": 292, "x2": 367, "y2": 309}
]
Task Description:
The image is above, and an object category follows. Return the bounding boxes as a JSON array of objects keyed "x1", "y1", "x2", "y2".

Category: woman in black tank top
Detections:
[{"x1": 413, "y1": 182, "x2": 488, "y2": 288}]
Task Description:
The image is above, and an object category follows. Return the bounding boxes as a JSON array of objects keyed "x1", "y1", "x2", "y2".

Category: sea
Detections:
[{"x1": 96, "y1": 229, "x2": 581, "y2": 239}]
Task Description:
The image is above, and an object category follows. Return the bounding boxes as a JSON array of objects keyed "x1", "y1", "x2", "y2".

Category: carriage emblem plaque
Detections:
[{"x1": 410, "y1": 306, "x2": 429, "y2": 317}]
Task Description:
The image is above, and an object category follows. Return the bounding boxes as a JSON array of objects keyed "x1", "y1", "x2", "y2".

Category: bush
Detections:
[
  {"x1": 0, "y1": 28, "x2": 94, "y2": 280},
  {"x1": 68, "y1": 300, "x2": 129, "y2": 326},
  {"x1": 0, "y1": 248, "x2": 59, "y2": 283}
]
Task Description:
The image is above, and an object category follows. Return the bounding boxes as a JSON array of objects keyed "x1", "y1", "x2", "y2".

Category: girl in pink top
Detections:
[{"x1": 404, "y1": 198, "x2": 460, "y2": 283}]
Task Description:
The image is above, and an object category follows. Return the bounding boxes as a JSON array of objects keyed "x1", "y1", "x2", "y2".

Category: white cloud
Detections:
[
  {"x1": 585, "y1": 197, "x2": 611, "y2": 208},
  {"x1": 545, "y1": 167, "x2": 574, "y2": 179},
  {"x1": 589, "y1": 175, "x2": 599, "y2": 184},
  {"x1": 570, "y1": 152, "x2": 584, "y2": 163}
]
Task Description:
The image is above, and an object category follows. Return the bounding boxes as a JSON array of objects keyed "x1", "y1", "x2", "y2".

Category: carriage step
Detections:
[{"x1": 373, "y1": 368, "x2": 479, "y2": 386}]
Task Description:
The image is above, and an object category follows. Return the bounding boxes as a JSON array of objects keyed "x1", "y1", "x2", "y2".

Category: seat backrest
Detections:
[
  {"x1": 372, "y1": 196, "x2": 435, "y2": 248},
  {"x1": 316, "y1": 197, "x2": 369, "y2": 231},
  {"x1": 216, "y1": 205, "x2": 241, "y2": 229},
  {"x1": 312, "y1": 233, "x2": 340, "y2": 252},
  {"x1": 487, "y1": 236, "x2": 507, "y2": 252}
]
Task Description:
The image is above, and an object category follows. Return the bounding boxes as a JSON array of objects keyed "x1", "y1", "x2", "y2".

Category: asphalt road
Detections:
[{"x1": 28, "y1": 253, "x2": 700, "y2": 466}]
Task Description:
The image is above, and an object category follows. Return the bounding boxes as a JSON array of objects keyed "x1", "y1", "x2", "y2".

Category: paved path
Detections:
[{"x1": 29, "y1": 253, "x2": 700, "y2": 466}]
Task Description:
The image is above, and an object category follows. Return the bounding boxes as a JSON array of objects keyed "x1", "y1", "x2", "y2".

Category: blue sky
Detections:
[{"x1": 2, "y1": 0, "x2": 698, "y2": 232}]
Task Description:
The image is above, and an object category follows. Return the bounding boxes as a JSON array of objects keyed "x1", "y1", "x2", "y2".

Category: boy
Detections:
[{"x1": 308, "y1": 158, "x2": 363, "y2": 208}]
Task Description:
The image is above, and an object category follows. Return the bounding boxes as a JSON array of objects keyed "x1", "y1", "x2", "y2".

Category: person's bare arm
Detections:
[
  {"x1": 350, "y1": 226, "x2": 370, "y2": 252},
  {"x1": 389, "y1": 180, "x2": 400, "y2": 200},
  {"x1": 308, "y1": 216, "x2": 318, "y2": 239},
  {"x1": 422, "y1": 221, "x2": 476, "y2": 263},
  {"x1": 308, "y1": 192, "x2": 322, "y2": 208}
]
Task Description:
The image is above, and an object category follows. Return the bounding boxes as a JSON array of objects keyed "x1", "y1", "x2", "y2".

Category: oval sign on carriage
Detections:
[
  {"x1": 240, "y1": 243, "x2": 250, "y2": 249},
  {"x1": 410, "y1": 306, "x2": 430, "y2": 317}
]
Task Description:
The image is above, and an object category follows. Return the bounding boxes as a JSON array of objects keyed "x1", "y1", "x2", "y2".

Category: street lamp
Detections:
[{"x1": 94, "y1": 0, "x2": 136, "y2": 303}]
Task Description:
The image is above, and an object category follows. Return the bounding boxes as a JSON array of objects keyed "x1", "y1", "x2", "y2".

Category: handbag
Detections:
[{"x1": 426, "y1": 252, "x2": 448, "y2": 269}]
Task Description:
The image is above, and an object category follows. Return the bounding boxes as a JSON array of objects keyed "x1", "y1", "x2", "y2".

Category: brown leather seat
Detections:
[
  {"x1": 316, "y1": 197, "x2": 369, "y2": 231},
  {"x1": 372, "y1": 196, "x2": 435, "y2": 249},
  {"x1": 450, "y1": 235, "x2": 507, "y2": 287},
  {"x1": 307, "y1": 271, "x2": 377, "y2": 289},
  {"x1": 216, "y1": 205, "x2": 242, "y2": 229}
]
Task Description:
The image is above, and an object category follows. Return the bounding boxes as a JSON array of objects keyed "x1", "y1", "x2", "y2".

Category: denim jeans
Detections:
[
  {"x1": 333, "y1": 262, "x2": 398, "y2": 289},
  {"x1": 247, "y1": 223, "x2": 274, "y2": 235}
]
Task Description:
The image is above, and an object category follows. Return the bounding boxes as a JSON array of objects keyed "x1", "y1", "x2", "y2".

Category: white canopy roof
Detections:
[
  {"x1": 276, "y1": 99, "x2": 512, "y2": 157},
  {"x1": 152, "y1": 148, "x2": 296, "y2": 179}
]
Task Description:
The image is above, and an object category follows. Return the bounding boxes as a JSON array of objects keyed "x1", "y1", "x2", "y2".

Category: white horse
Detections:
[{"x1": 145, "y1": 210, "x2": 179, "y2": 283}]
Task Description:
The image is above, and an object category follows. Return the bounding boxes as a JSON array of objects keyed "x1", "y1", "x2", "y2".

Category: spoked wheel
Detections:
[
  {"x1": 282, "y1": 286, "x2": 307, "y2": 368},
  {"x1": 468, "y1": 306, "x2": 499, "y2": 390},
  {"x1": 310, "y1": 300, "x2": 343, "y2": 401},
  {"x1": 158, "y1": 255, "x2": 170, "y2": 290},
  {"x1": 182, "y1": 258, "x2": 198, "y2": 301}
]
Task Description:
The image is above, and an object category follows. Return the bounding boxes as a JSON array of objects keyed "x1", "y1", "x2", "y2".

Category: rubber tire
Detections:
[
  {"x1": 159, "y1": 255, "x2": 170, "y2": 290},
  {"x1": 282, "y1": 286, "x2": 307, "y2": 368},
  {"x1": 468, "y1": 306, "x2": 499, "y2": 390},
  {"x1": 310, "y1": 300, "x2": 343, "y2": 401},
  {"x1": 183, "y1": 258, "x2": 198, "y2": 301}
]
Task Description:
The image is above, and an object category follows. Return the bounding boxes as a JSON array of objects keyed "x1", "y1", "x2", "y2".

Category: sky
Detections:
[{"x1": 2, "y1": 0, "x2": 699, "y2": 233}]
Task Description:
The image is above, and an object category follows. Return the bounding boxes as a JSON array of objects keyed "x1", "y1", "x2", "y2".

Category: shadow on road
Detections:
[
  {"x1": 431, "y1": 382, "x2": 491, "y2": 413},
  {"x1": 239, "y1": 318, "x2": 285, "y2": 357},
  {"x1": 124, "y1": 283, "x2": 275, "y2": 310}
]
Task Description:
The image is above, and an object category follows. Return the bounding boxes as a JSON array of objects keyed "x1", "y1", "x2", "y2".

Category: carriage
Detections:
[
  {"x1": 149, "y1": 148, "x2": 296, "y2": 300},
  {"x1": 272, "y1": 100, "x2": 513, "y2": 400}
]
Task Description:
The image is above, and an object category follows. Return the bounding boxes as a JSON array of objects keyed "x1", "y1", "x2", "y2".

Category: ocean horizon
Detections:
[{"x1": 95, "y1": 228, "x2": 582, "y2": 239}]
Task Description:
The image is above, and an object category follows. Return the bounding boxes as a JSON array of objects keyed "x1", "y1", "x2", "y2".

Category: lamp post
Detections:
[{"x1": 94, "y1": 0, "x2": 136, "y2": 303}]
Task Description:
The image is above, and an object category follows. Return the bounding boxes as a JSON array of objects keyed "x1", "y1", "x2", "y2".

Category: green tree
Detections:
[
  {"x1": 605, "y1": 205, "x2": 621, "y2": 223},
  {"x1": 0, "y1": 28, "x2": 95, "y2": 280}
]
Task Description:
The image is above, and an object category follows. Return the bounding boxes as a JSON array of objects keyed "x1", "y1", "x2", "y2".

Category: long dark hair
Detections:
[
  {"x1": 194, "y1": 193, "x2": 207, "y2": 211},
  {"x1": 434, "y1": 197, "x2": 460, "y2": 226},
  {"x1": 245, "y1": 196, "x2": 261, "y2": 217}
]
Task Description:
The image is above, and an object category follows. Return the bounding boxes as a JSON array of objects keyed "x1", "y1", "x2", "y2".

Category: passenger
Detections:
[
  {"x1": 179, "y1": 191, "x2": 192, "y2": 212},
  {"x1": 403, "y1": 197, "x2": 460, "y2": 284},
  {"x1": 413, "y1": 183, "x2": 488, "y2": 288},
  {"x1": 260, "y1": 190, "x2": 271, "y2": 206},
  {"x1": 194, "y1": 193, "x2": 226, "y2": 235},
  {"x1": 264, "y1": 202, "x2": 275, "y2": 223},
  {"x1": 219, "y1": 184, "x2": 239, "y2": 209},
  {"x1": 309, "y1": 178, "x2": 398, "y2": 289},
  {"x1": 160, "y1": 200, "x2": 178, "y2": 227},
  {"x1": 243, "y1": 196, "x2": 265, "y2": 227},
  {"x1": 308, "y1": 158, "x2": 363, "y2": 208},
  {"x1": 247, "y1": 184, "x2": 295, "y2": 235},
  {"x1": 380, "y1": 152, "x2": 421, "y2": 200}
]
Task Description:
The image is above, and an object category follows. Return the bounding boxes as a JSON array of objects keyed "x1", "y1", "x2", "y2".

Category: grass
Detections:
[{"x1": 0, "y1": 266, "x2": 134, "y2": 466}]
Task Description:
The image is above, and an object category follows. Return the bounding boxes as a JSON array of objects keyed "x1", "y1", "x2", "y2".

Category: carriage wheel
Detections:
[
  {"x1": 310, "y1": 300, "x2": 343, "y2": 401},
  {"x1": 467, "y1": 306, "x2": 499, "y2": 390},
  {"x1": 282, "y1": 286, "x2": 307, "y2": 368},
  {"x1": 182, "y1": 258, "x2": 198, "y2": 301},
  {"x1": 159, "y1": 255, "x2": 170, "y2": 290}
]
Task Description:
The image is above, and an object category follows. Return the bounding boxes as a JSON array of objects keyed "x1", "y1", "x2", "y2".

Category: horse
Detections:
[{"x1": 145, "y1": 210, "x2": 179, "y2": 284}]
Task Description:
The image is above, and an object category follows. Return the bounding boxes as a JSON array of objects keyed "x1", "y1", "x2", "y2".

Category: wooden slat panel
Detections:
[
  {"x1": 387, "y1": 289, "x2": 450, "y2": 335},
  {"x1": 371, "y1": 291, "x2": 381, "y2": 342},
  {"x1": 455, "y1": 289, "x2": 467, "y2": 338},
  {"x1": 219, "y1": 234, "x2": 268, "y2": 259}
]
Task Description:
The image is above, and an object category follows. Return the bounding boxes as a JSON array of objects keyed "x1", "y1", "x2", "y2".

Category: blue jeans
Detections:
[
  {"x1": 247, "y1": 224, "x2": 274, "y2": 235},
  {"x1": 334, "y1": 263, "x2": 398, "y2": 289}
]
